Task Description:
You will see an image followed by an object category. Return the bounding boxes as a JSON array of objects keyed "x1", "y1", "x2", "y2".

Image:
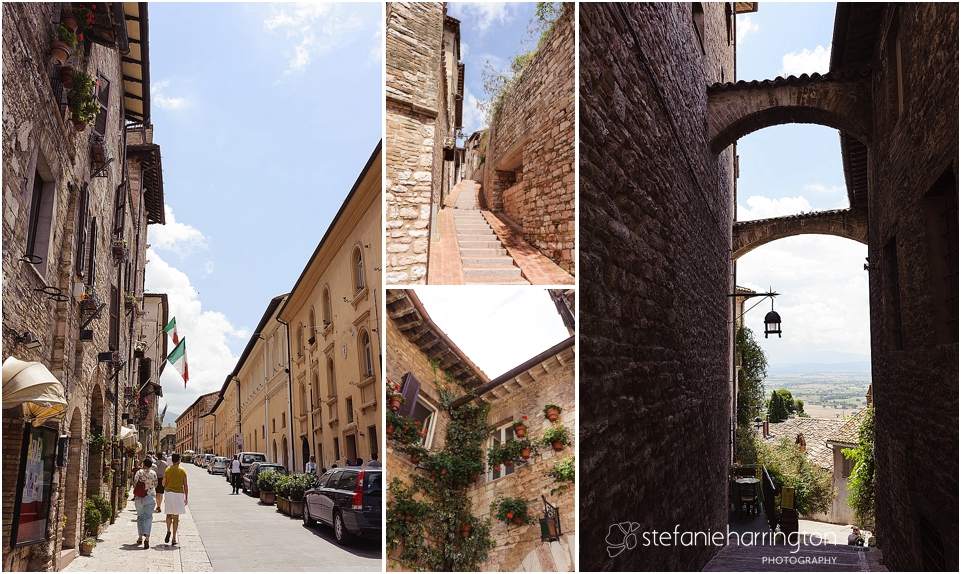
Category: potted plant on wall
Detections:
[
  {"x1": 49, "y1": 23, "x2": 78, "y2": 66},
  {"x1": 540, "y1": 423, "x2": 573, "y2": 452},
  {"x1": 516, "y1": 438, "x2": 539, "y2": 461},
  {"x1": 491, "y1": 496, "x2": 532, "y2": 526},
  {"x1": 511, "y1": 416, "x2": 529, "y2": 437},
  {"x1": 66, "y1": 70, "x2": 99, "y2": 131},
  {"x1": 387, "y1": 380, "x2": 405, "y2": 412},
  {"x1": 257, "y1": 470, "x2": 280, "y2": 505},
  {"x1": 543, "y1": 404, "x2": 562, "y2": 422}
]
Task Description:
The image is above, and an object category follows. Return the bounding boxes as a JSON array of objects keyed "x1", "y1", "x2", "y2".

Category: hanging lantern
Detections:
[{"x1": 764, "y1": 310, "x2": 782, "y2": 338}]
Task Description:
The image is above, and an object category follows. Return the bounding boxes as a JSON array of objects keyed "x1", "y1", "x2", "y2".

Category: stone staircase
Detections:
[
  {"x1": 452, "y1": 181, "x2": 529, "y2": 285},
  {"x1": 703, "y1": 541, "x2": 888, "y2": 571}
]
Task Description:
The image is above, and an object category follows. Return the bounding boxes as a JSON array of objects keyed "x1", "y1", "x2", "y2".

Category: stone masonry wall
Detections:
[
  {"x1": 468, "y1": 357, "x2": 576, "y2": 572},
  {"x1": 481, "y1": 7, "x2": 575, "y2": 274},
  {"x1": 385, "y1": 2, "x2": 445, "y2": 285},
  {"x1": 867, "y1": 4, "x2": 959, "y2": 571},
  {"x1": 579, "y1": 3, "x2": 735, "y2": 571}
]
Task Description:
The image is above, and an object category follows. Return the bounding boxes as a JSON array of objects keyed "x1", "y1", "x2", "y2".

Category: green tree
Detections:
[
  {"x1": 767, "y1": 390, "x2": 789, "y2": 423},
  {"x1": 842, "y1": 407, "x2": 875, "y2": 530},
  {"x1": 758, "y1": 437, "x2": 835, "y2": 516},
  {"x1": 773, "y1": 389, "x2": 806, "y2": 416},
  {"x1": 736, "y1": 326, "x2": 768, "y2": 427}
]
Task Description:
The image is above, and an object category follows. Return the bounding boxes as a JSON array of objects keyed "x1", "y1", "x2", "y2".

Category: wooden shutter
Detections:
[
  {"x1": 75, "y1": 184, "x2": 89, "y2": 277},
  {"x1": 109, "y1": 285, "x2": 120, "y2": 350},
  {"x1": 113, "y1": 182, "x2": 126, "y2": 234},
  {"x1": 396, "y1": 372, "x2": 421, "y2": 417},
  {"x1": 87, "y1": 218, "x2": 98, "y2": 285},
  {"x1": 94, "y1": 74, "x2": 110, "y2": 136}
]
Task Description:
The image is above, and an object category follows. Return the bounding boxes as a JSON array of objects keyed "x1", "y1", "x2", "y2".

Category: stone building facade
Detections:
[
  {"x1": 385, "y1": 289, "x2": 576, "y2": 571},
  {"x1": 174, "y1": 391, "x2": 217, "y2": 456},
  {"x1": 479, "y1": 5, "x2": 575, "y2": 276},
  {"x1": 579, "y1": 2, "x2": 739, "y2": 571},
  {"x1": 385, "y1": 2, "x2": 462, "y2": 285},
  {"x1": 1, "y1": 3, "x2": 166, "y2": 570}
]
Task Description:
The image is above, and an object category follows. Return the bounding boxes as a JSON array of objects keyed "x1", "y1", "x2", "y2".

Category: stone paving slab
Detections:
[
  {"x1": 63, "y1": 496, "x2": 212, "y2": 572},
  {"x1": 482, "y1": 211, "x2": 575, "y2": 285}
]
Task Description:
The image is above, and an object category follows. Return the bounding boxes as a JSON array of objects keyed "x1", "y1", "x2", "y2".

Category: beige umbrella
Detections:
[
  {"x1": 2, "y1": 356, "x2": 67, "y2": 425},
  {"x1": 119, "y1": 425, "x2": 139, "y2": 446}
]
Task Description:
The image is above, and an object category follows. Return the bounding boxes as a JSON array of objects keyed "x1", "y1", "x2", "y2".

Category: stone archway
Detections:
[
  {"x1": 732, "y1": 208, "x2": 868, "y2": 260},
  {"x1": 86, "y1": 385, "x2": 105, "y2": 500},
  {"x1": 708, "y1": 71, "x2": 873, "y2": 155},
  {"x1": 62, "y1": 408, "x2": 84, "y2": 549}
]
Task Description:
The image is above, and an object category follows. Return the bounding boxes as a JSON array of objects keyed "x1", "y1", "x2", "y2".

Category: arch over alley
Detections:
[{"x1": 732, "y1": 208, "x2": 868, "y2": 260}]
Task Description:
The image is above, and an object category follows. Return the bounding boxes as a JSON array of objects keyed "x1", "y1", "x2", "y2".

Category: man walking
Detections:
[
  {"x1": 162, "y1": 453, "x2": 188, "y2": 545},
  {"x1": 153, "y1": 451, "x2": 168, "y2": 512},
  {"x1": 230, "y1": 455, "x2": 242, "y2": 494}
]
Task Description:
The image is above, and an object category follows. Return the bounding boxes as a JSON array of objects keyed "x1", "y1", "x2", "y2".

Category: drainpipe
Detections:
[
  {"x1": 235, "y1": 376, "x2": 241, "y2": 457},
  {"x1": 277, "y1": 318, "x2": 295, "y2": 472}
]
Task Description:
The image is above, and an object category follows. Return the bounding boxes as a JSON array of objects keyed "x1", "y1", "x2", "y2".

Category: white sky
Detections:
[{"x1": 412, "y1": 287, "x2": 571, "y2": 380}]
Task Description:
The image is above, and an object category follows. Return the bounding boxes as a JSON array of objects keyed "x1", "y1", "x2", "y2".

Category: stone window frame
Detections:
[
  {"x1": 93, "y1": 71, "x2": 111, "y2": 138},
  {"x1": 24, "y1": 150, "x2": 58, "y2": 278},
  {"x1": 885, "y1": 10, "x2": 904, "y2": 128},
  {"x1": 691, "y1": 3, "x2": 707, "y2": 56}
]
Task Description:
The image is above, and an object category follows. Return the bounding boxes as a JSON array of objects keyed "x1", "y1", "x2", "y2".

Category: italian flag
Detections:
[
  {"x1": 163, "y1": 317, "x2": 180, "y2": 345},
  {"x1": 167, "y1": 338, "x2": 189, "y2": 387}
]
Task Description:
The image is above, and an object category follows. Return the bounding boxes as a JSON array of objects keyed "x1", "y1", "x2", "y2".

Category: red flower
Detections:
[
  {"x1": 77, "y1": 33, "x2": 83, "y2": 41},
  {"x1": 507, "y1": 513, "x2": 513, "y2": 519},
  {"x1": 441, "y1": 470, "x2": 446, "y2": 475},
  {"x1": 404, "y1": 426, "x2": 409, "y2": 430},
  {"x1": 414, "y1": 421, "x2": 420, "y2": 425},
  {"x1": 521, "y1": 416, "x2": 527, "y2": 420},
  {"x1": 92, "y1": 4, "x2": 97, "y2": 9}
]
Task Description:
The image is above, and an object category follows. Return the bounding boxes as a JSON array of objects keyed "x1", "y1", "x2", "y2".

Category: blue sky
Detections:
[
  {"x1": 734, "y1": 3, "x2": 871, "y2": 366},
  {"x1": 413, "y1": 287, "x2": 571, "y2": 380},
  {"x1": 446, "y1": 2, "x2": 539, "y2": 137},
  {"x1": 143, "y1": 3, "x2": 382, "y2": 419}
]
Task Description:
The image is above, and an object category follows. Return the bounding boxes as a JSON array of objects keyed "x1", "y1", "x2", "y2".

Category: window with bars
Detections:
[{"x1": 883, "y1": 237, "x2": 903, "y2": 351}]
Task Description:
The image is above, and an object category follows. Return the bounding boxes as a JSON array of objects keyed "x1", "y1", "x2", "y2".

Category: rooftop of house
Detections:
[
  {"x1": 764, "y1": 416, "x2": 848, "y2": 472},
  {"x1": 828, "y1": 408, "x2": 868, "y2": 447}
]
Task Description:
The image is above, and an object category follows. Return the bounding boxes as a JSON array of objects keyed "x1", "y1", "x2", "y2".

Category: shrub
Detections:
[
  {"x1": 545, "y1": 454, "x2": 575, "y2": 496},
  {"x1": 286, "y1": 473, "x2": 316, "y2": 501},
  {"x1": 89, "y1": 495, "x2": 111, "y2": 526},
  {"x1": 843, "y1": 407, "x2": 875, "y2": 530},
  {"x1": 274, "y1": 474, "x2": 291, "y2": 499},
  {"x1": 491, "y1": 496, "x2": 532, "y2": 525},
  {"x1": 758, "y1": 438, "x2": 835, "y2": 516},
  {"x1": 257, "y1": 470, "x2": 280, "y2": 493},
  {"x1": 84, "y1": 499, "x2": 101, "y2": 536},
  {"x1": 540, "y1": 423, "x2": 573, "y2": 448}
]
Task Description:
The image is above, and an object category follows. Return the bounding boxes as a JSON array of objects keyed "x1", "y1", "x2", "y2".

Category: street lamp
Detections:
[{"x1": 730, "y1": 288, "x2": 782, "y2": 337}]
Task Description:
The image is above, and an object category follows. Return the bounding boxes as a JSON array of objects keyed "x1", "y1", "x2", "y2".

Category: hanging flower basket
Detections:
[
  {"x1": 520, "y1": 447, "x2": 531, "y2": 460},
  {"x1": 59, "y1": 66, "x2": 76, "y2": 89},
  {"x1": 551, "y1": 441, "x2": 565, "y2": 452},
  {"x1": 512, "y1": 416, "x2": 528, "y2": 437},
  {"x1": 389, "y1": 394, "x2": 404, "y2": 412},
  {"x1": 61, "y1": 14, "x2": 80, "y2": 34},
  {"x1": 459, "y1": 523, "x2": 473, "y2": 538},
  {"x1": 543, "y1": 404, "x2": 562, "y2": 422},
  {"x1": 50, "y1": 41, "x2": 70, "y2": 67},
  {"x1": 386, "y1": 424, "x2": 394, "y2": 437}
]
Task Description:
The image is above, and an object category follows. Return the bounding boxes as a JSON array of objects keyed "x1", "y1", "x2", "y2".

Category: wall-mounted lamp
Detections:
[
  {"x1": 729, "y1": 288, "x2": 782, "y2": 339},
  {"x1": 539, "y1": 496, "x2": 562, "y2": 542},
  {"x1": 15, "y1": 331, "x2": 41, "y2": 349},
  {"x1": 343, "y1": 297, "x2": 349, "y2": 303}
]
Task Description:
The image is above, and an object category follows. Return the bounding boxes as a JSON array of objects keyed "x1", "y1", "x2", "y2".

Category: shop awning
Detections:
[
  {"x1": 2, "y1": 357, "x2": 67, "y2": 424},
  {"x1": 119, "y1": 425, "x2": 139, "y2": 446}
]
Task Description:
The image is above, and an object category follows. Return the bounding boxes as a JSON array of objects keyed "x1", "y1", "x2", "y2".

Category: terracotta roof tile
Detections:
[
  {"x1": 764, "y1": 417, "x2": 848, "y2": 472},
  {"x1": 828, "y1": 408, "x2": 868, "y2": 447}
]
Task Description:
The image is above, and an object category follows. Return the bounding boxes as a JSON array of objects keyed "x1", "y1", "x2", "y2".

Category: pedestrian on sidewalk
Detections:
[
  {"x1": 230, "y1": 455, "x2": 242, "y2": 494},
  {"x1": 132, "y1": 457, "x2": 159, "y2": 549},
  {"x1": 153, "y1": 452, "x2": 168, "y2": 512},
  {"x1": 305, "y1": 455, "x2": 317, "y2": 475},
  {"x1": 162, "y1": 453, "x2": 188, "y2": 545}
]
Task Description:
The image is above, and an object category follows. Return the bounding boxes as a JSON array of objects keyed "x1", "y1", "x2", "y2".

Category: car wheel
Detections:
[
  {"x1": 333, "y1": 511, "x2": 352, "y2": 545},
  {"x1": 303, "y1": 503, "x2": 316, "y2": 527}
]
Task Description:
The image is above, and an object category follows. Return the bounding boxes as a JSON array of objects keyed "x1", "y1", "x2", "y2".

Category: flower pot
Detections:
[
  {"x1": 551, "y1": 441, "x2": 564, "y2": 452},
  {"x1": 513, "y1": 425, "x2": 527, "y2": 438},
  {"x1": 493, "y1": 465, "x2": 500, "y2": 472},
  {"x1": 61, "y1": 14, "x2": 80, "y2": 33},
  {"x1": 520, "y1": 447, "x2": 531, "y2": 460},
  {"x1": 277, "y1": 496, "x2": 289, "y2": 514},
  {"x1": 470, "y1": 473, "x2": 479, "y2": 482},
  {"x1": 260, "y1": 490, "x2": 275, "y2": 505},
  {"x1": 504, "y1": 459, "x2": 513, "y2": 467},
  {"x1": 79, "y1": 541, "x2": 94, "y2": 556},
  {"x1": 50, "y1": 41, "x2": 70, "y2": 66},
  {"x1": 386, "y1": 424, "x2": 394, "y2": 437},
  {"x1": 70, "y1": 118, "x2": 87, "y2": 132},
  {"x1": 459, "y1": 523, "x2": 473, "y2": 538},
  {"x1": 288, "y1": 499, "x2": 303, "y2": 518},
  {"x1": 410, "y1": 454, "x2": 419, "y2": 464},
  {"x1": 512, "y1": 517, "x2": 524, "y2": 526},
  {"x1": 545, "y1": 408, "x2": 560, "y2": 422},
  {"x1": 389, "y1": 396, "x2": 403, "y2": 411},
  {"x1": 112, "y1": 245, "x2": 126, "y2": 259},
  {"x1": 59, "y1": 66, "x2": 75, "y2": 89}
]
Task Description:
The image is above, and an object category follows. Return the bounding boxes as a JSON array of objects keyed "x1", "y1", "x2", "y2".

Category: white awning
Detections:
[
  {"x1": 2, "y1": 356, "x2": 67, "y2": 424},
  {"x1": 119, "y1": 425, "x2": 139, "y2": 446}
]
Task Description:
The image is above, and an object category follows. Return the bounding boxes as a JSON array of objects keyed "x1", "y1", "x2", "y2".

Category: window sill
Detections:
[
  {"x1": 321, "y1": 322, "x2": 334, "y2": 340},
  {"x1": 357, "y1": 374, "x2": 376, "y2": 389},
  {"x1": 351, "y1": 286, "x2": 369, "y2": 309}
]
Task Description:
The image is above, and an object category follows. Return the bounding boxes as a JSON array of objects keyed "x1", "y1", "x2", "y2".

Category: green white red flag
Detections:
[
  {"x1": 167, "y1": 338, "x2": 188, "y2": 387},
  {"x1": 163, "y1": 317, "x2": 179, "y2": 345}
]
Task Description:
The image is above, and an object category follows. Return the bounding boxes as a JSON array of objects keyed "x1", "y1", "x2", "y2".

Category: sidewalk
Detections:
[{"x1": 63, "y1": 498, "x2": 212, "y2": 572}]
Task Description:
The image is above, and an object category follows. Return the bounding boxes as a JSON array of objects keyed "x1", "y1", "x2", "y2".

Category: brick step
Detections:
[
  {"x1": 460, "y1": 247, "x2": 508, "y2": 256},
  {"x1": 463, "y1": 266, "x2": 523, "y2": 278},
  {"x1": 461, "y1": 257, "x2": 517, "y2": 267},
  {"x1": 456, "y1": 234, "x2": 499, "y2": 242},
  {"x1": 458, "y1": 240, "x2": 504, "y2": 249},
  {"x1": 455, "y1": 223, "x2": 492, "y2": 230},
  {"x1": 465, "y1": 276, "x2": 531, "y2": 285}
]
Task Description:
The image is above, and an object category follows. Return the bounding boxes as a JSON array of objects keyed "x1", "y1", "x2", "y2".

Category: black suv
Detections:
[
  {"x1": 243, "y1": 462, "x2": 288, "y2": 495},
  {"x1": 303, "y1": 468, "x2": 382, "y2": 544}
]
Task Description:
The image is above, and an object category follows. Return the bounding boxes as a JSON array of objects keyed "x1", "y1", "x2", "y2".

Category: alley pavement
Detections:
[{"x1": 64, "y1": 463, "x2": 381, "y2": 572}]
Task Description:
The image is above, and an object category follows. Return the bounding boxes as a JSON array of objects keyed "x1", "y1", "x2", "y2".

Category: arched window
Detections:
[
  {"x1": 326, "y1": 358, "x2": 336, "y2": 398},
  {"x1": 323, "y1": 286, "x2": 332, "y2": 327},
  {"x1": 297, "y1": 323, "x2": 304, "y2": 357},
  {"x1": 310, "y1": 368, "x2": 319, "y2": 409},
  {"x1": 353, "y1": 247, "x2": 365, "y2": 293},
  {"x1": 300, "y1": 382, "x2": 308, "y2": 414},
  {"x1": 309, "y1": 307, "x2": 317, "y2": 344},
  {"x1": 360, "y1": 330, "x2": 373, "y2": 378}
]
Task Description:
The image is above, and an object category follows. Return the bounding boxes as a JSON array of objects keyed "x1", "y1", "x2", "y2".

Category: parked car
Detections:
[
  {"x1": 243, "y1": 462, "x2": 288, "y2": 495},
  {"x1": 203, "y1": 454, "x2": 214, "y2": 468},
  {"x1": 227, "y1": 452, "x2": 267, "y2": 483},
  {"x1": 303, "y1": 468, "x2": 382, "y2": 545},
  {"x1": 209, "y1": 456, "x2": 229, "y2": 475}
]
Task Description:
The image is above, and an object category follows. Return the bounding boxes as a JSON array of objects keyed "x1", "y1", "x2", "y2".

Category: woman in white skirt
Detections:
[{"x1": 161, "y1": 453, "x2": 188, "y2": 545}]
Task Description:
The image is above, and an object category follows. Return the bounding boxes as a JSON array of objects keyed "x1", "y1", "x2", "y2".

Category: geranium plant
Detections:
[
  {"x1": 543, "y1": 403, "x2": 563, "y2": 417},
  {"x1": 491, "y1": 495, "x2": 532, "y2": 525},
  {"x1": 540, "y1": 423, "x2": 573, "y2": 449},
  {"x1": 545, "y1": 454, "x2": 575, "y2": 495},
  {"x1": 511, "y1": 416, "x2": 529, "y2": 436},
  {"x1": 50, "y1": 23, "x2": 79, "y2": 49},
  {"x1": 67, "y1": 70, "x2": 99, "y2": 124}
]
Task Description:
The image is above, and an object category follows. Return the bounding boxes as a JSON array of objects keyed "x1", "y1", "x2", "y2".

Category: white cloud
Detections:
[
  {"x1": 781, "y1": 45, "x2": 830, "y2": 77},
  {"x1": 737, "y1": 15, "x2": 759, "y2": 45},
  {"x1": 738, "y1": 195, "x2": 813, "y2": 221},
  {"x1": 149, "y1": 205, "x2": 207, "y2": 257},
  {"x1": 803, "y1": 183, "x2": 849, "y2": 209},
  {"x1": 264, "y1": 3, "x2": 364, "y2": 75},
  {"x1": 204, "y1": 261, "x2": 214, "y2": 274},
  {"x1": 144, "y1": 249, "x2": 248, "y2": 415},
  {"x1": 153, "y1": 80, "x2": 189, "y2": 111},
  {"x1": 737, "y1": 235, "x2": 870, "y2": 363},
  {"x1": 463, "y1": 86, "x2": 486, "y2": 135},
  {"x1": 461, "y1": 41, "x2": 470, "y2": 59},
  {"x1": 448, "y1": 3, "x2": 514, "y2": 35}
]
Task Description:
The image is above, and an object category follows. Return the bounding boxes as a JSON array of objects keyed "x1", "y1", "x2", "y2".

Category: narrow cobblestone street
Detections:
[{"x1": 64, "y1": 464, "x2": 380, "y2": 572}]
